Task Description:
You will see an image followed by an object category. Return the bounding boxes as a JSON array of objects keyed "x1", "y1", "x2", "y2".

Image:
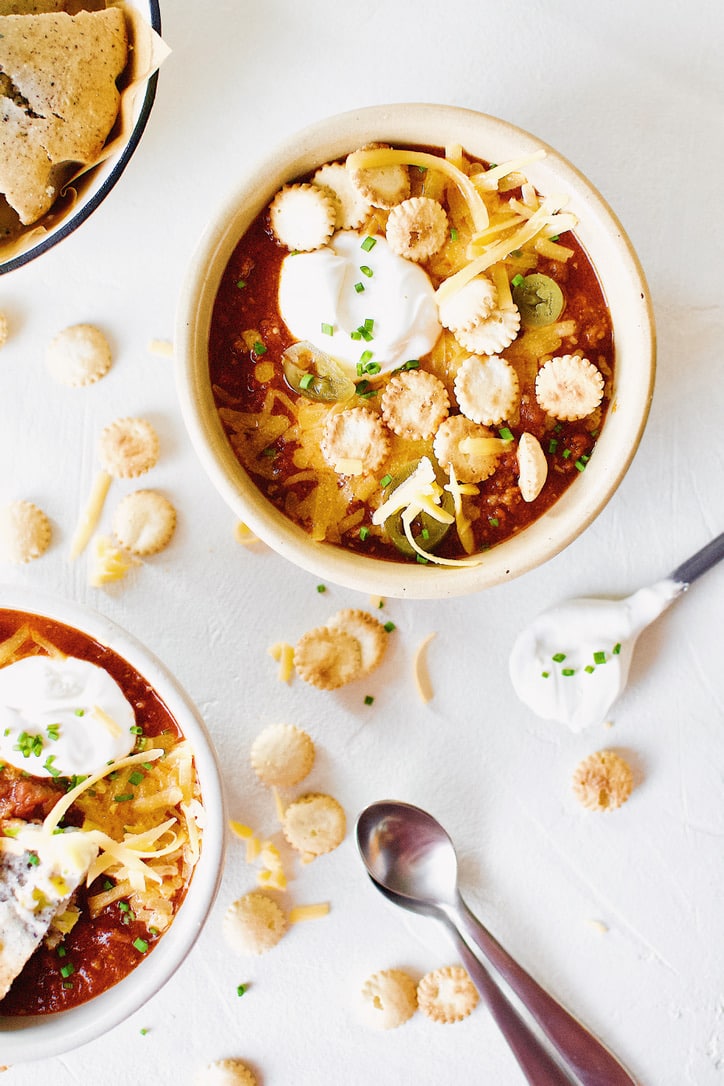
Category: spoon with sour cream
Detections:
[{"x1": 509, "y1": 532, "x2": 724, "y2": 730}]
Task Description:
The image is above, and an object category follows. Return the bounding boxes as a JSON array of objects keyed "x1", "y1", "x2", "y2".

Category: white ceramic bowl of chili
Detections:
[
  {"x1": 175, "y1": 103, "x2": 655, "y2": 599},
  {"x1": 0, "y1": 585, "x2": 225, "y2": 1063}
]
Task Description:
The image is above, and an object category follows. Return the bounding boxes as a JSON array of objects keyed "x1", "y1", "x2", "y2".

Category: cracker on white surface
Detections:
[
  {"x1": 250, "y1": 723, "x2": 315, "y2": 788},
  {"x1": 360, "y1": 968, "x2": 418, "y2": 1029},
  {"x1": 98, "y1": 417, "x2": 159, "y2": 479},
  {"x1": 281, "y1": 793, "x2": 346, "y2": 862},
  {"x1": 222, "y1": 891, "x2": 286, "y2": 955},
  {"x1": 194, "y1": 1058, "x2": 257, "y2": 1086},
  {"x1": 0, "y1": 499, "x2": 51, "y2": 563},
  {"x1": 417, "y1": 965, "x2": 479, "y2": 1023},
  {"x1": 46, "y1": 324, "x2": 112, "y2": 387},
  {"x1": 111, "y1": 490, "x2": 176, "y2": 556}
]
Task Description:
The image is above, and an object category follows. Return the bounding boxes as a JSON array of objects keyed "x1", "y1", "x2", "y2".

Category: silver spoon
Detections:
[
  {"x1": 510, "y1": 531, "x2": 724, "y2": 730},
  {"x1": 367, "y1": 873, "x2": 574, "y2": 1085},
  {"x1": 357, "y1": 800, "x2": 637, "y2": 1086}
]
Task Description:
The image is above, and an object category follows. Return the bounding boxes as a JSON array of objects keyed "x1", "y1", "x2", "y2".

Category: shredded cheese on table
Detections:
[
  {"x1": 69, "y1": 470, "x2": 112, "y2": 559},
  {"x1": 414, "y1": 633, "x2": 437, "y2": 703}
]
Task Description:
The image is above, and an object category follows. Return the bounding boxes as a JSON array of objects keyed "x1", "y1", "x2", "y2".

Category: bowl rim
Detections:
[
  {"x1": 0, "y1": 584, "x2": 226, "y2": 1062},
  {"x1": 176, "y1": 103, "x2": 656, "y2": 599},
  {"x1": 0, "y1": 0, "x2": 162, "y2": 277}
]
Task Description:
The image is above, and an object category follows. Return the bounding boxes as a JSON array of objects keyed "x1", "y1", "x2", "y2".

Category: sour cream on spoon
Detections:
[
  {"x1": 0, "y1": 655, "x2": 136, "y2": 777},
  {"x1": 509, "y1": 532, "x2": 724, "y2": 730}
]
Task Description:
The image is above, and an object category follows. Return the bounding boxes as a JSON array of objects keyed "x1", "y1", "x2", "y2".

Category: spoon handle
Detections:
[
  {"x1": 454, "y1": 897, "x2": 638, "y2": 1086},
  {"x1": 448, "y1": 927, "x2": 574, "y2": 1086},
  {"x1": 669, "y1": 530, "x2": 724, "y2": 587}
]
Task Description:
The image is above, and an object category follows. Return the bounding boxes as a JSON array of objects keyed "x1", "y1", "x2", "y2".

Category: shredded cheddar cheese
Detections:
[
  {"x1": 413, "y1": 632, "x2": 437, "y2": 703},
  {"x1": 288, "y1": 902, "x2": 330, "y2": 923},
  {"x1": 69, "y1": 470, "x2": 112, "y2": 559}
]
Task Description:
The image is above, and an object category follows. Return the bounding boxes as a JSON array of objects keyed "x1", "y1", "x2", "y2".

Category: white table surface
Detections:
[{"x1": 2, "y1": 1, "x2": 724, "y2": 1083}]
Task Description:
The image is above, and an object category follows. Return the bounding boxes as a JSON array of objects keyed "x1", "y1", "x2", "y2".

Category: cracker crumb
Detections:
[
  {"x1": 417, "y1": 965, "x2": 479, "y2": 1023},
  {"x1": 0, "y1": 499, "x2": 51, "y2": 563},
  {"x1": 572, "y1": 750, "x2": 634, "y2": 811},
  {"x1": 148, "y1": 338, "x2": 174, "y2": 358},
  {"x1": 360, "y1": 969, "x2": 418, "y2": 1030}
]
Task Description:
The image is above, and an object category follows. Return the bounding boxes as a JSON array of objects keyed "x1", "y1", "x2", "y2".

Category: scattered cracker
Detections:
[
  {"x1": 572, "y1": 750, "x2": 634, "y2": 811},
  {"x1": 347, "y1": 142, "x2": 410, "y2": 209},
  {"x1": 223, "y1": 891, "x2": 287, "y2": 955},
  {"x1": 535, "y1": 354, "x2": 604, "y2": 421},
  {"x1": 386, "y1": 196, "x2": 448, "y2": 262},
  {"x1": 516, "y1": 431, "x2": 548, "y2": 502},
  {"x1": 454, "y1": 354, "x2": 519, "y2": 427},
  {"x1": 417, "y1": 965, "x2": 479, "y2": 1024},
  {"x1": 111, "y1": 490, "x2": 176, "y2": 556},
  {"x1": 98, "y1": 417, "x2": 160, "y2": 479},
  {"x1": 380, "y1": 369, "x2": 450, "y2": 440},
  {"x1": 282, "y1": 793, "x2": 346, "y2": 862},
  {"x1": 433, "y1": 415, "x2": 501, "y2": 484},
  {"x1": 268, "y1": 183, "x2": 336, "y2": 251},
  {"x1": 0, "y1": 499, "x2": 50, "y2": 563},
  {"x1": 46, "y1": 323, "x2": 112, "y2": 387},
  {"x1": 321, "y1": 407, "x2": 390, "y2": 475},
  {"x1": 453, "y1": 307, "x2": 521, "y2": 355},
  {"x1": 312, "y1": 161, "x2": 372, "y2": 230},
  {"x1": 0, "y1": 313, "x2": 8, "y2": 349},
  {"x1": 360, "y1": 969, "x2": 418, "y2": 1030},
  {"x1": 294, "y1": 626, "x2": 362, "y2": 690},
  {"x1": 327, "y1": 609, "x2": 387, "y2": 677},
  {"x1": 250, "y1": 723, "x2": 315, "y2": 788},
  {"x1": 194, "y1": 1059, "x2": 257, "y2": 1086}
]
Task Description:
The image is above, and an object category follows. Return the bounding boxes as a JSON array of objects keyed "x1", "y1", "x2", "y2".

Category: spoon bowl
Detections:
[{"x1": 357, "y1": 800, "x2": 637, "y2": 1086}]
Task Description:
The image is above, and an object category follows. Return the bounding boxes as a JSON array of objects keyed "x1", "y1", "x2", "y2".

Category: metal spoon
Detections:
[
  {"x1": 357, "y1": 800, "x2": 637, "y2": 1086},
  {"x1": 510, "y1": 531, "x2": 724, "y2": 730},
  {"x1": 368, "y1": 873, "x2": 574, "y2": 1085}
]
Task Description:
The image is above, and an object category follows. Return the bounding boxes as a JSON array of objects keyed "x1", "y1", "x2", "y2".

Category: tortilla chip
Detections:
[{"x1": 0, "y1": 8, "x2": 128, "y2": 224}]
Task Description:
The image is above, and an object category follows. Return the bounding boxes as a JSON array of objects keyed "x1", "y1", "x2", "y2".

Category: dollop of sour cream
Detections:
[
  {"x1": 278, "y1": 230, "x2": 442, "y2": 374},
  {"x1": 509, "y1": 580, "x2": 682, "y2": 730},
  {"x1": 0, "y1": 655, "x2": 137, "y2": 777}
]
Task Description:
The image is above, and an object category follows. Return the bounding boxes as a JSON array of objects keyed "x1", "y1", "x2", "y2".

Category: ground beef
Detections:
[{"x1": 0, "y1": 768, "x2": 65, "y2": 823}]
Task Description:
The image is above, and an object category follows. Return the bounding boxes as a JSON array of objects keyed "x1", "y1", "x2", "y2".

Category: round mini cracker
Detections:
[
  {"x1": 294, "y1": 625, "x2": 363, "y2": 690},
  {"x1": 46, "y1": 323, "x2": 112, "y2": 387},
  {"x1": 194, "y1": 1059, "x2": 257, "y2": 1086},
  {"x1": 360, "y1": 968, "x2": 418, "y2": 1030},
  {"x1": 0, "y1": 500, "x2": 51, "y2": 563},
  {"x1": 326, "y1": 608, "x2": 388, "y2": 677},
  {"x1": 250, "y1": 722, "x2": 315, "y2": 788},
  {"x1": 433, "y1": 415, "x2": 501, "y2": 484},
  {"x1": 281, "y1": 792, "x2": 346, "y2": 862},
  {"x1": 98, "y1": 417, "x2": 160, "y2": 479},
  {"x1": 111, "y1": 489, "x2": 176, "y2": 556},
  {"x1": 223, "y1": 891, "x2": 287, "y2": 955},
  {"x1": 417, "y1": 965, "x2": 479, "y2": 1024},
  {"x1": 380, "y1": 369, "x2": 450, "y2": 440},
  {"x1": 572, "y1": 750, "x2": 634, "y2": 812}
]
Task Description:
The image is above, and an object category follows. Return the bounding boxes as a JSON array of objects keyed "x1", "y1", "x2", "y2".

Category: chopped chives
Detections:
[
  {"x1": 403, "y1": 359, "x2": 420, "y2": 370},
  {"x1": 593, "y1": 651, "x2": 607, "y2": 665},
  {"x1": 363, "y1": 318, "x2": 374, "y2": 331},
  {"x1": 361, "y1": 236, "x2": 377, "y2": 252},
  {"x1": 103, "y1": 879, "x2": 113, "y2": 891},
  {"x1": 299, "y1": 373, "x2": 314, "y2": 389},
  {"x1": 354, "y1": 282, "x2": 365, "y2": 293},
  {"x1": 236, "y1": 279, "x2": 246, "y2": 289},
  {"x1": 133, "y1": 938, "x2": 149, "y2": 954},
  {"x1": 130, "y1": 725, "x2": 143, "y2": 735},
  {"x1": 252, "y1": 340, "x2": 266, "y2": 355},
  {"x1": 379, "y1": 474, "x2": 392, "y2": 488},
  {"x1": 383, "y1": 621, "x2": 396, "y2": 633},
  {"x1": 316, "y1": 584, "x2": 326, "y2": 593},
  {"x1": 511, "y1": 273, "x2": 525, "y2": 287},
  {"x1": 575, "y1": 458, "x2": 587, "y2": 472},
  {"x1": 450, "y1": 227, "x2": 459, "y2": 241},
  {"x1": 62, "y1": 981, "x2": 74, "y2": 990},
  {"x1": 548, "y1": 439, "x2": 558, "y2": 454},
  {"x1": 118, "y1": 901, "x2": 130, "y2": 912},
  {"x1": 421, "y1": 528, "x2": 430, "y2": 540},
  {"x1": 27, "y1": 851, "x2": 39, "y2": 866},
  {"x1": 549, "y1": 234, "x2": 560, "y2": 242},
  {"x1": 612, "y1": 643, "x2": 622, "y2": 655},
  {"x1": 561, "y1": 668, "x2": 576, "y2": 676},
  {"x1": 359, "y1": 350, "x2": 374, "y2": 365},
  {"x1": 416, "y1": 555, "x2": 429, "y2": 564},
  {"x1": 57, "y1": 946, "x2": 67, "y2": 958},
  {"x1": 360, "y1": 265, "x2": 373, "y2": 277},
  {"x1": 359, "y1": 526, "x2": 369, "y2": 541},
  {"x1": 541, "y1": 671, "x2": 550, "y2": 679},
  {"x1": 114, "y1": 792, "x2": 134, "y2": 803},
  {"x1": 488, "y1": 516, "x2": 499, "y2": 527},
  {"x1": 562, "y1": 449, "x2": 571, "y2": 459},
  {"x1": 365, "y1": 361, "x2": 381, "y2": 375},
  {"x1": 350, "y1": 330, "x2": 362, "y2": 340},
  {"x1": 128, "y1": 771, "x2": 144, "y2": 786},
  {"x1": 499, "y1": 427, "x2": 514, "y2": 442},
  {"x1": 364, "y1": 695, "x2": 374, "y2": 706},
  {"x1": 584, "y1": 665, "x2": 596, "y2": 674},
  {"x1": 236, "y1": 984, "x2": 247, "y2": 997},
  {"x1": 321, "y1": 322, "x2": 334, "y2": 336},
  {"x1": 140, "y1": 1028, "x2": 150, "y2": 1035},
  {"x1": 552, "y1": 653, "x2": 566, "y2": 663},
  {"x1": 149, "y1": 927, "x2": 159, "y2": 936},
  {"x1": 60, "y1": 963, "x2": 74, "y2": 979}
]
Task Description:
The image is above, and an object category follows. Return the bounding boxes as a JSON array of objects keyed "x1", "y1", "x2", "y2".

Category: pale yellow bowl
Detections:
[{"x1": 176, "y1": 104, "x2": 655, "y2": 599}]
